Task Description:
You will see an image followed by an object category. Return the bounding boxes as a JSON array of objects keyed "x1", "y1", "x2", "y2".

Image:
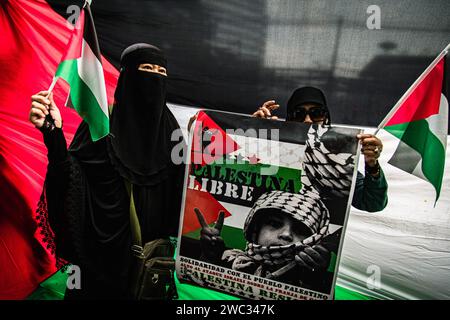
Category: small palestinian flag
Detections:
[
  {"x1": 380, "y1": 48, "x2": 448, "y2": 203},
  {"x1": 54, "y1": 1, "x2": 109, "y2": 141}
]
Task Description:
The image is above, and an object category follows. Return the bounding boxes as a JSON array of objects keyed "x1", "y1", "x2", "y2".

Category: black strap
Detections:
[{"x1": 124, "y1": 181, "x2": 143, "y2": 249}]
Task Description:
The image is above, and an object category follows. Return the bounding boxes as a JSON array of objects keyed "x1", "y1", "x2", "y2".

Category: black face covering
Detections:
[{"x1": 107, "y1": 43, "x2": 182, "y2": 185}]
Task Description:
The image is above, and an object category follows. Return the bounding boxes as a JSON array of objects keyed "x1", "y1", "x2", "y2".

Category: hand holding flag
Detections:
[
  {"x1": 45, "y1": 1, "x2": 109, "y2": 141},
  {"x1": 29, "y1": 91, "x2": 62, "y2": 130}
]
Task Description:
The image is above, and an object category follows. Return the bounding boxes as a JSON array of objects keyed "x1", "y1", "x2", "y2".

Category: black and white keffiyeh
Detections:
[
  {"x1": 302, "y1": 125, "x2": 355, "y2": 198},
  {"x1": 222, "y1": 188, "x2": 330, "y2": 279}
]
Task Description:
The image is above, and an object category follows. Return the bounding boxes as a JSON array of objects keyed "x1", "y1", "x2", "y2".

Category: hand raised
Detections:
[
  {"x1": 357, "y1": 133, "x2": 383, "y2": 168},
  {"x1": 194, "y1": 208, "x2": 225, "y2": 262},
  {"x1": 252, "y1": 100, "x2": 279, "y2": 120},
  {"x1": 29, "y1": 91, "x2": 62, "y2": 129}
]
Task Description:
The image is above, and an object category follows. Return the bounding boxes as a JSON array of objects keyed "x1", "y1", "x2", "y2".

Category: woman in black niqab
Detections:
[
  {"x1": 107, "y1": 43, "x2": 181, "y2": 185},
  {"x1": 42, "y1": 44, "x2": 186, "y2": 299}
]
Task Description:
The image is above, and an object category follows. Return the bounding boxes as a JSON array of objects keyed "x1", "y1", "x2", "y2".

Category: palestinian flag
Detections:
[
  {"x1": 381, "y1": 50, "x2": 448, "y2": 202},
  {"x1": 54, "y1": 2, "x2": 109, "y2": 141}
]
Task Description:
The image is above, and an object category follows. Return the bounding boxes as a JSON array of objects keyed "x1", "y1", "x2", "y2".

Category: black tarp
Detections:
[{"x1": 48, "y1": 0, "x2": 450, "y2": 127}]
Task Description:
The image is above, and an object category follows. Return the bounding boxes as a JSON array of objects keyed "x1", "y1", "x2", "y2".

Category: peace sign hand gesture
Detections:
[{"x1": 194, "y1": 208, "x2": 225, "y2": 263}]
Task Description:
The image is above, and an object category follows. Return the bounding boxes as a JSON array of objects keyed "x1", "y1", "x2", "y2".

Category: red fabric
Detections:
[
  {"x1": 386, "y1": 58, "x2": 444, "y2": 127},
  {"x1": 0, "y1": 0, "x2": 118, "y2": 299}
]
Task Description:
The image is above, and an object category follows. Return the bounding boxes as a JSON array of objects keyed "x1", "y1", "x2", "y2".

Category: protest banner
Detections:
[{"x1": 176, "y1": 110, "x2": 362, "y2": 300}]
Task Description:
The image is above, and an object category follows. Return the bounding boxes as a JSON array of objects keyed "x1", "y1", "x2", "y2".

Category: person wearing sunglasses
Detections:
[{"x1": 252, "y1": 86, "x2": 388, "y2": 213}]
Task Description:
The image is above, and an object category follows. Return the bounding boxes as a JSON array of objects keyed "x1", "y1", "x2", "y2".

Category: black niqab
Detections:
[
  {"x1": 107, "y1": 43, "x2": 181, "y2": 185},
  {"x1": 52, "y1": 44, "x2": 185, "y2": 298}
]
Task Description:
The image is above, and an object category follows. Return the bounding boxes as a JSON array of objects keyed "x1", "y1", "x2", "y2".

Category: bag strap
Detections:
[
  {"x1": 125, "y1": 181, "x2": 179, "y2": 300},
  {"x1": 124, "y1": 181, "x2": 143, "y2": 252}
]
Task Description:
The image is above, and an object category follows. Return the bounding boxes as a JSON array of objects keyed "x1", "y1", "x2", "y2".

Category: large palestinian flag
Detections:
[
  {"x1": 381, "y1": 51, "x2": 448, "y2": 202},
  {"x1": 0, "y1": 0, "x2": 118, "y2": 299},
  {"x1": 176, "y1": 110, "x2": 361, "y2": 300}
]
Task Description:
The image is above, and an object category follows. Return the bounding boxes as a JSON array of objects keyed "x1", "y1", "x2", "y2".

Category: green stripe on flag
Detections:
[
  {"x1": 383, "y1": 122, "x2": 409, "y2": 140},
  {"x1": 221, "y1": 225, "x2": 247, "y2": 249},
  {"x1": 385, "y1": 119, "x2": 446, "y2": 199},
  {"x1": 56, "y1": 59, "x2": 109, "y2": 141}
]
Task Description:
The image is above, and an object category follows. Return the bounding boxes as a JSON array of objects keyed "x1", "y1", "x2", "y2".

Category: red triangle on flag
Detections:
[
  {"x1": 191, "y1": 111, "x2": 240, "y2": 165},
  {"x1": 385, "y1": 57, "x2": 445, "y2": 127},
  {"x1": 182, "y1": 179, "x2": 232, "y2": 235}
]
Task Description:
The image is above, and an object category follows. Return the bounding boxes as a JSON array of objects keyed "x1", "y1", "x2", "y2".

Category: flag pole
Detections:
[
  {"x1": 374, "y1": 43, "x2": 450, "y2": 135},
  {"x1": 46, "y1": 77, "x2": 58, "y2": 97},
  {"x1": 42, "y1": 77, "x2": 59, "y2": 130},
  {"x1": 44, "y1": 0, "x2": 88, "y2": 106}
]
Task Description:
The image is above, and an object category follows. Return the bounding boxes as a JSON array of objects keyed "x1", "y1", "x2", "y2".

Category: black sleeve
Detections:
[
  {"x1": 42, "y1": 127, "x2": 69, "y2": 167},
  {"x1": 169, "y1": 162, "x2": 186, "y2": 237},
  {"x1": 351, "y1": 169, "x2": 388, "y2": 212},
  {"x1": 168, "y1": 133, "x2": 188, "y2": 238},
  {"x1": 42, "y1": 127, "x2": 72, "y2": 243}
]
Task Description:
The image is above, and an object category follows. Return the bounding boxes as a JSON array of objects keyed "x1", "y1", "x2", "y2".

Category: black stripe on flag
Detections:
[
  {"x1": 204, "y1": 110, "x2": 311, "y2": 144},
  {"x1": 83, "y1": 4, "x2": 102, "y2": 62},
  {"x1": 65, "y1": 89, "x2": 75, "y2": 110},
  {"x1": 388, "y1": 138, "x2": 422, "y2": 175}
]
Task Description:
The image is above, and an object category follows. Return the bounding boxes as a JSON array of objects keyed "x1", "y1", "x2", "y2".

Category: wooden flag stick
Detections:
[
  {"x1": 42, "y1": 77, "x2": 58, "y2": 130},
  {"x1": 46, "y1": 77, "x2": 58, "y2": 98}
]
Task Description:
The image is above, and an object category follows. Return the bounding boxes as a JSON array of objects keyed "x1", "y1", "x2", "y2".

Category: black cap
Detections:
[
  {"x1": 287, "y1": 86, "x2": 327, "y2": 111},
  {"x1": 286, "y1": 86, "x2": 331, "y2": 124}
]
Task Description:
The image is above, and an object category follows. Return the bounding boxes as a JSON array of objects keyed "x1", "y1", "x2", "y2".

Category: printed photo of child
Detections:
[{"x1": 195, "y1": 187, "x2": 341, "y2": 293}]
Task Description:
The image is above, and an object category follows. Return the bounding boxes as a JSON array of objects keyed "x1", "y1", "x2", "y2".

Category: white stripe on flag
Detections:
[
  {"x1": 78, "y1": 39, "x2": 109, "y2": 118},
  {"x1": 227, "y1": 134, "x2": 306, "y2": 170},
  {"x1": 219, "y1": 201, "x2": 251, "y2": 229},
  {"x1": 427, "y1": 94, "x2": 449, "y2": 149},
  {"x1": 412, "y1": 94, "x2": 449, "y2": 187}
]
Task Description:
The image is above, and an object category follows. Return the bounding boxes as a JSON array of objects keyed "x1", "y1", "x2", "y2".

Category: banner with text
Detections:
[{"x1": 176, "y1": 110, "x2": 361, "y2": 300}]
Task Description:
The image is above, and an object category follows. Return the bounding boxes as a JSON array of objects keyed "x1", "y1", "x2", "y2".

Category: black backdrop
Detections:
[{"x1": 48, "y1": 0, "x2": 450, "y2": 127}]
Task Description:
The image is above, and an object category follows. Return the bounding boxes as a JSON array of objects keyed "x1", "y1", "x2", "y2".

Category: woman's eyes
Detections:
[
  {"x1": 140, "y1": 64, "x2": 155, "y2": 70},
  {"x1": 139, "y1": 65, "x2": 166, "y2": 75}
]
